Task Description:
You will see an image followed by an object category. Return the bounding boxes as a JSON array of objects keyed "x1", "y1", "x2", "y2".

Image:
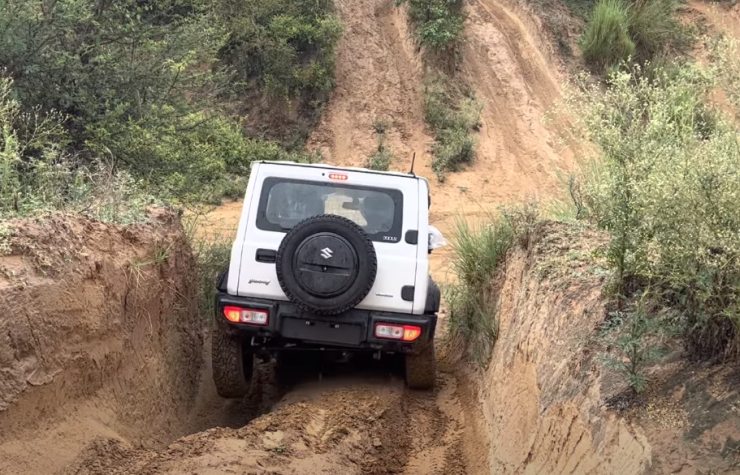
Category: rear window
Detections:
[{"x1": 256, "y1": 178, "x2": 403, "y2": 243}]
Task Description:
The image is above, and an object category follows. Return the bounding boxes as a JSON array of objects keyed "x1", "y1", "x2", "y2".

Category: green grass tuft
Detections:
[{"x1": 580, "y1": 0, "x2": 635, "y2": 70}]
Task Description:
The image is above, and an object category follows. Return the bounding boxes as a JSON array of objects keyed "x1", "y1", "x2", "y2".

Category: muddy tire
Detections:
[
  {"x1": 405, "y1": 342, "x2": 436, "y2": 390},
  {"x1": 211, "y1": 320, "x2": 253, "y2": 398}
]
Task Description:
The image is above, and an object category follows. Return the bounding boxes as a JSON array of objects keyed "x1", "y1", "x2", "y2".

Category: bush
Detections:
[
  {"x1": 580, "y1": 0, "x2": 635, "y2": 69},
  {"x1": 216, "y1": 0, "x2": 341, "y2": 102},
  {"x1": 424, "y1": 79, "x2": 481, "y2": 179},
  {"x1": 0, "y1": 77, "x2": 155, "y2": 223},
  {"x1": 367, "y1": 144, "x2": 393, "y2": 172},
  {"x1": 448, "y1": 214, "x2": 515, "y2": 364},
  {"x1": 399, "y1": 0, "x2": 465, "y2": 53},
  {"x1": 0, "y1": 0, "x2": 339, "y2": 204},
  {"x1": 567, "y1": 59, "x2": 740, "y2": 359}
]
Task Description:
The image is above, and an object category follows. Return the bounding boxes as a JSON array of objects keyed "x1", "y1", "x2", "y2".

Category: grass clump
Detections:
[
  {"x1": 567, "y1": 54, "x2": 740, "y2": 360},
  {"x1": 447, "y1": 214, "x2": 516, "y2": 364},
  {"x1": 580, "y1": 0, "x2": 688, "y2": 71},
  {"x1": 425, "y1": 79, "x2": 481, "y2": 180},
  {"x1": 366, "y1": 120, "x2": 394, "y2": 171},
  {"x1": 580, "y1": 0, "x2": 635, "y2": 69},
  {"x1": 193, "y1": 238, "x2": 232, "y2": 319}
]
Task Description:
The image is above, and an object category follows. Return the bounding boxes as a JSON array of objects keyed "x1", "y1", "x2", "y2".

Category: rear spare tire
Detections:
[
  {"x1": 276, "y1": 214, "x2": 377, "y2": 315},
  {"x1": 405, "y1": 342, "x2": 436, "y2": 390},
  {"x1": 212, "y1": 319, "x2": 253, "y2": 398}
]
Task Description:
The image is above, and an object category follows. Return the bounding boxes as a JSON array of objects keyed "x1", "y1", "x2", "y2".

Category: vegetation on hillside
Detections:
[
  {"x1": 578, "y1": 0, "x2": 688, "y2": 70},
  {"x1": 567, "y1": 52, "x2": 740, "y2": 366},
  {"x1": 399, "y1": 0, "x2": 481, "y2": 180},
  {"x1": 0, "y1": 0, "x2": 339, "y2": 217}
]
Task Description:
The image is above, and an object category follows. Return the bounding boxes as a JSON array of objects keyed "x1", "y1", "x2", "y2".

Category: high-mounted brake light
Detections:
[
  {"x1": 223, "y1": 306, "x2": 269, "y2": 326},
  {"x1": 328, "y1": 173, "x2": 348, "y2": 181},
  {"x1": 374, "y1": 323, "x2": 422, "y2": 342}
]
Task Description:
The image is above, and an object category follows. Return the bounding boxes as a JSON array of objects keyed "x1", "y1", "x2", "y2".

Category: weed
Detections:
[
  {"x1": 599, "y1": 292, "x2": 671, "y2": 394},
  {"x1": 580, "y1": 0, "x2": 635, "y2": 70},
  {"x1": 0, "y1": 223, "x2": 11, "y2": 255},
  {"x1": 424, "y1": 79, "x2": 481, "y2": 180},
  {"x1": 366, "y1": 120, "x2": 394, "y2": 171},
  {"x1": 193, "y1": 238, "x2": 232, "y2": 319},
  {"x1": 447, "y1": 214, "x2": 515, "y2": 364}
]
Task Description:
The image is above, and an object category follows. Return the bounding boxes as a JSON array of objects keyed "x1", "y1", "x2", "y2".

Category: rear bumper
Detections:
[{"x1": 216, "y1": 292, "x2": 437, "y2": 354}]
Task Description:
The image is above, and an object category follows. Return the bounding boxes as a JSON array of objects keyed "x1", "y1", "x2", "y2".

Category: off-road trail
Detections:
[
  {"x1": 3, "y1": 1, "x2": 737, "y2": 474},
  {"x1": 206, "y1": 0, "x2": 577, "y2": 280}
]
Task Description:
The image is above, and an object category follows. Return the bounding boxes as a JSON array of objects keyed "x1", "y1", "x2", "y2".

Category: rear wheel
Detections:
[
  {"x1": 212, "y1": 320, "x2": 253, "y2": 398},
  {"x1": 405, "y1": 342, "x2": 436, "y2": 390}
]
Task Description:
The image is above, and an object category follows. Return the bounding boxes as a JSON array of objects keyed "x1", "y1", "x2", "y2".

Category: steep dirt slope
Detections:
[
  {"x1": 0, "y1": 211, "x2": 272, "y2": 474},
  {"x1": 470, "y1": 222, "x2": 739, "y2": 473}
]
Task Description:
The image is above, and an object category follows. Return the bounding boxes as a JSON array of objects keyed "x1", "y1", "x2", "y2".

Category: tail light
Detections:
[
  {"x1": 374, "y1": 323, "x2": 422, "y2": 342},
  {"x1": 223, "y1": 306, "x2": 269, "y2": 326}
]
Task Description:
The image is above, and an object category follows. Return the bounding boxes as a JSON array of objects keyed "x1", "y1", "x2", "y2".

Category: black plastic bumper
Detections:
[{"x1": 215, "y1": 292, "x2": 437, "y2": 354}]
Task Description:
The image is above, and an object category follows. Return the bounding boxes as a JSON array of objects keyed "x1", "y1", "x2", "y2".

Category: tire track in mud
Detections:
[{"x1": 61, "y1": 364, "x2": 476, "y2": 474}]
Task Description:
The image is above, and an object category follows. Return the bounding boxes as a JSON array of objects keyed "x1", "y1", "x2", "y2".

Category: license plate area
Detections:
[{"x1": 281, "y1": 317, "x2": 363, "y2": 346}]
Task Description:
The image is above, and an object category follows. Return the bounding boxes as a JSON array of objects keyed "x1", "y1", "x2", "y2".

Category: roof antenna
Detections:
[{"x1": 408, "y1": 152, "x2": 416, "y2": 176}]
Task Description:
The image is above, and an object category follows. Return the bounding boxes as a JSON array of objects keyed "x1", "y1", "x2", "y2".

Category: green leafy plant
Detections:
[
  {"x1": 599, "y1": 293, "x2": 670, "y2": 394},
  {"x1": 398, "y1": 0, "x2": 465, "y2": 53},
  {"x1": 567, "y1": 55, "x2": 740, "y2": 359}
]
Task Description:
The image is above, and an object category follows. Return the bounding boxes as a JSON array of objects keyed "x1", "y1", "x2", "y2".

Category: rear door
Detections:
[{"x1": 232, "y1": 163, "x2": 420, "y2": 314}]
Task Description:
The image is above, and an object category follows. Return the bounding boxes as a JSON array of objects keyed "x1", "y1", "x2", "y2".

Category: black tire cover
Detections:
[{"x1": 276, "y1": 214, "x2": 377, "y2": 315}]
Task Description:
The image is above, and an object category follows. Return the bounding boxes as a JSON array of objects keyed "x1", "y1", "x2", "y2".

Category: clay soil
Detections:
[{"x1": 1, "y1": 1, "x2": 738, "y2": 474}]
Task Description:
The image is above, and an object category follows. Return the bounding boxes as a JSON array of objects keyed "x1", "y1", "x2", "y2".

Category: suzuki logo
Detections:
[{"x1": 320, "y1": 247, "x2": 333, "y2": 259}]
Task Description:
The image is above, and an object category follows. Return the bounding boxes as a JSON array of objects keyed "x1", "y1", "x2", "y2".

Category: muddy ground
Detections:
[{"x1": 1, "y1": 0, "x2": 739, "y2": 474}]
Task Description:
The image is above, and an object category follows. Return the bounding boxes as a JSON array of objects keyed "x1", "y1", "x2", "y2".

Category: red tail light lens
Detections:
[
  {"x1": 222, "y1": 306, "x2": 269, "y2": 326},
  {"x1": 374, "y1": 323, "x2": 422, "y2": 342}
]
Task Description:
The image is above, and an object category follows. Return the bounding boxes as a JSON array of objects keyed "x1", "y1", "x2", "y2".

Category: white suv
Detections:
[{"x1": 212, "y1": 161, "x2": 440, "y2": 396}]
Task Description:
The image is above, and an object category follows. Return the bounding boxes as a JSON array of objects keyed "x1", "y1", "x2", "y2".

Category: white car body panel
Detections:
[{"x1": 227, "y1": 161, "x2": 431, "y2": 315}]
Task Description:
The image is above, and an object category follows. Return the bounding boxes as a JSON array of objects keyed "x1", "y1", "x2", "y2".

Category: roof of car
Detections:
[{"x1": 257, "y1": 161, "x2": 429, "y2": 182}]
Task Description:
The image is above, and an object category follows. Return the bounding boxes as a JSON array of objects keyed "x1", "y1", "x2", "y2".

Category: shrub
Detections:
[
  {"x1": 399, "y1": 0, "x2": 465, "y2": 53},
  {"x1": 448, "y1": 214, "x2": 515, "y2": 364},
  {"x1": 0, "y1": 0, "x2": 338, "y2": 204},
  {"x1": 0, "y1": 75, "x2": 158, "y2": 223},
  {"x1": 599, "y1": 292, "x2": 671, "y2": 394},
  {"x1": 424, "y1": 79, "x2": 481, "y2": 179},
  {"x1": 216, "y1": 0, "x2": 342, "y2": 102},
  {"x1": 580, "y1": 0, "x2": 635, "y2": 69},
  {"x1": 567, "y1": 59, "x2": 740, "y2": 359}
]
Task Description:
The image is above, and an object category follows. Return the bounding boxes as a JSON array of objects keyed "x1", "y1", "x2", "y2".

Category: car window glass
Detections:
[{"x1": 263, "y1": 181, "x2": 397, "y2": 236}]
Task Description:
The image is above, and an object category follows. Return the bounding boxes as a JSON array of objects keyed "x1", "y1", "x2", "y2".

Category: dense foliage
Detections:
[
  {"x1": 0, "y1": 0, "x2": 339, "y2": 210},
  {"x1": 568, "y1": 58, "x2": 740, "y2": 360}
]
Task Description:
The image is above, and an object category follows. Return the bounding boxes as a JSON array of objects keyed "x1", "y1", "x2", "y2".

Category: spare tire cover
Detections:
[{"x1": 276, "y1": 214, "x2": 377, "y2": 315}]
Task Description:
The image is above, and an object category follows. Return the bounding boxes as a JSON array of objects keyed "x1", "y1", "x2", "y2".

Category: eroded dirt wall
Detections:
[
  {"x1": 0, "y1": 210, "x2": 203, "y2": 474},
  {"x1": 479, "y1": 222, "x2": 652, "y2": 473}
]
